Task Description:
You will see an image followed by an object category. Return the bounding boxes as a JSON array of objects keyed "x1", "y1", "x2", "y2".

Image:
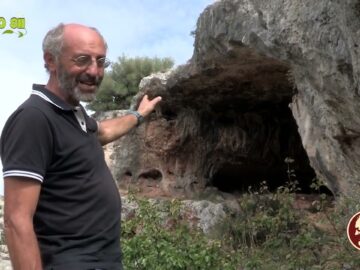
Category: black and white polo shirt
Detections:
[{"x1": 0, "y1": 84, "x2": 122, "y2": 270}]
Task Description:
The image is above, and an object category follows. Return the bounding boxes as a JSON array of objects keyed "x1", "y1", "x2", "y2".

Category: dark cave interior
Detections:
[{"x1": 205, "y1": 103, "x2": 333, "y2": 196}]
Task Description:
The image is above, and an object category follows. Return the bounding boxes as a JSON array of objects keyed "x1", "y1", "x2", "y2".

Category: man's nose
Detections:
[{"x1": 86, "y1": 61, "x2": 102, "y2": 76}]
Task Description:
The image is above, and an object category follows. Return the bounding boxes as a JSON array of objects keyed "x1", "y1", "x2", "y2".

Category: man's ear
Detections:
[{"x1": 44, "y1": 52, "x2": 57, "y2": 72}]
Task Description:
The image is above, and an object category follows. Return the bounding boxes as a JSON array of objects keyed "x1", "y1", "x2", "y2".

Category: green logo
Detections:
[{"x1": 0, "y1": 17, "x2": 27, "y2": 38}]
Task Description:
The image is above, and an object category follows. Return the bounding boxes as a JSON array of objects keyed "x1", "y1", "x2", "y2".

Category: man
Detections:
[{"x1": 1, "y1": 23, "x2": 161, "y2": 270}]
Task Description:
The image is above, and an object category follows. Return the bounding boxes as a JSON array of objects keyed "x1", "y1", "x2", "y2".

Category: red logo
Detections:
[{"x1": 347, "y1": 212, "x2": 360, "y2": 250}]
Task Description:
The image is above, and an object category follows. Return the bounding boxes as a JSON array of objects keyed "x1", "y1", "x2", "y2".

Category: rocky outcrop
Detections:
[{"x1": 104, "y1": 0, "x2": 360, "y2": 198}]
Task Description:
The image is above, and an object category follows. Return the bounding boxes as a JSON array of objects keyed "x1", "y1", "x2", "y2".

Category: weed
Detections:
[
  {"x1": 121, "y1": 174, "x2": 360, "y2": 269},
  {"x1": 122, "y1": 194, "x2": 240, "y2": 270}
]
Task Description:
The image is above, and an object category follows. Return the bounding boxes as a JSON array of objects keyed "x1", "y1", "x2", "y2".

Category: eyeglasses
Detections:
[{"x1": 71, "y1": 55, "x2": 111, "y2": 69}]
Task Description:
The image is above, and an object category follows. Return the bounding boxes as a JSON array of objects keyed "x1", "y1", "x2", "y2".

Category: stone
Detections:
[
  {"x1": 103, "y1": 0, "x2": 360, "y2": 198},
  {"x1": 121, "y1": 195, "x2": 228, "y2": 235},
  {"x1": 181, "y1": 200, "x2": 227, "y2": 234}
]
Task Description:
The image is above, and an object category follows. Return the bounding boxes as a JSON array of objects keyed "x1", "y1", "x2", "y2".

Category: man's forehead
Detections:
[
  {"x1": 62, "y1": 24, "x2": 106, "y2": 53},
  {"x1": 64, "y1": 23, "x2": 94, "y2": 33},
  {"x1": 64, "y1": 24, "x2": 100, "y2": 40}
]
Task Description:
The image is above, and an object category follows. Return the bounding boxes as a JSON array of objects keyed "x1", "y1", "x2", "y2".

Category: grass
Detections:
[
  {"x1": 122, "y1": 179, "x2": 360, "y2": 270},
  {"x1": 213, "y1": 181, "x2": 360, "y2": 269}
]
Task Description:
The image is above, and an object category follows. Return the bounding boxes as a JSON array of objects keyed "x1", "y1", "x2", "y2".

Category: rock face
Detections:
[{"x1": 105, "y1": 0, "x2": 360, "y2": 198}]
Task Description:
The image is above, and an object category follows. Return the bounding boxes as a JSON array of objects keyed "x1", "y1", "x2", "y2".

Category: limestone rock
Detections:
[
  {"x1": 192, "y1": 0, "x2": 360, "y2": 197},
  {"x1": 121, "y1": 195, "x2": 228, "y2": 235},
  {"x1": 181, "y1": 200, "x2": 227, "y2": 234},
  {"x1": 103, "y1": 0, "x2": 360, "y2": 198}
]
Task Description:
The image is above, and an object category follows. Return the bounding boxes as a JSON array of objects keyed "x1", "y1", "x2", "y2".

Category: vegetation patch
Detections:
[{"x1": 122, "y1": 179, "x2": 360, "y2": 270}]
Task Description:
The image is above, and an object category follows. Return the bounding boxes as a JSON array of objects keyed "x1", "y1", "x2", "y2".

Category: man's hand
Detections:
[
  {"x1": 97, "y1": 94, "x2": 162, "y2": 145},
  {"x1": 137, "y1": 94, "x2": 162, "y2": 117}
]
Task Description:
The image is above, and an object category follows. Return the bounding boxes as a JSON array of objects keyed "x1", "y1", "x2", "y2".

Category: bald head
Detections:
[
  {"x1": 63, "y1": 24, "x2": 107, "y2": 48},
  {"x1": 42, "y1": 23, "x2": 108, "y2": 71},
  {"x1": 62, "y1": 24, "x2": 107, "y2": 56}
]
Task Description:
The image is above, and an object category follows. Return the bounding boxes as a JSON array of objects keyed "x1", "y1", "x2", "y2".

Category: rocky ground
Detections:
[{"x1": 0, "y1": 197, "x2": 12, "y2": 270}]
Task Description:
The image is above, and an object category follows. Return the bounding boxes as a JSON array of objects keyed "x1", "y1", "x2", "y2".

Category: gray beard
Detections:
[
  {"x1": 73, "y1": 86, "x2": 97, "y2": 102},
  {"x1": 57, "y1": 66, "x2": 99, "y2": 103}
]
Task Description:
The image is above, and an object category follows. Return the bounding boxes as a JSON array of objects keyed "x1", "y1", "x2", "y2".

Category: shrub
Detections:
[{"x1": 122, "y1": 195, "x2": 240, "y2": 270}]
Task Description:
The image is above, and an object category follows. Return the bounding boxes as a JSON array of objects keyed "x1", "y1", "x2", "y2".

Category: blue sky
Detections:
[{"x1": 0, "y1": 0, "x2": 213, "y2": 195}]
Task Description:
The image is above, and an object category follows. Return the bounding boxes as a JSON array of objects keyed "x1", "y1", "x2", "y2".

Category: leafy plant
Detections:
[
  {"x1": 211, "y1": 178, "x2": 360, "y2": 269},
  {"x1": 121, "y1": 195, "x2": 240, "y2": 270},
  {"x1": 120, "y1": 168, "x2": 360, "y2": 269}
]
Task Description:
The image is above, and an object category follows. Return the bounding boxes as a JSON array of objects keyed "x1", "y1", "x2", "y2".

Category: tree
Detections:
[{"x1": 87, "y1": 55, "x2": 174, "y2": 112}]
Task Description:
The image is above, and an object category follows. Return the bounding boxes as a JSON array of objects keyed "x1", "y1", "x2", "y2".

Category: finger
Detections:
[
  {"x1": 154, "y1": 96, "x2": 162, "y2": 102},
  {"x1": 151, "y1": 96, "x2": 162, "y2": 105}
]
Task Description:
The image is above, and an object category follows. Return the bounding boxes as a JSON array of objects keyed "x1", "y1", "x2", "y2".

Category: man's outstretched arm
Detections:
[
  {"x1": 4, "y1": 177, "x2": 43, "y2": 270},
  {"x1": 97, "y1": 94, "x2": 162, "y2": 145}
]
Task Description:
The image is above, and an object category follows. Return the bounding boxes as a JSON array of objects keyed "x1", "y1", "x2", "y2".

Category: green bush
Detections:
[
  {"x1": 213, "y1": 180, "x2": 360, "y2": 269},
  {"x1": 121, "y1": 195, "x2": 240, "y2": 270},
  {"x1": 121, "y1": 179, "x2": 360, "y2": 270}
]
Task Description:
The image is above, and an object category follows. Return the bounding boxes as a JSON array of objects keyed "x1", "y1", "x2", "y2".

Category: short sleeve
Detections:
[{"x1": 0, "y1": 107, "x2": 53, "y2": 182}]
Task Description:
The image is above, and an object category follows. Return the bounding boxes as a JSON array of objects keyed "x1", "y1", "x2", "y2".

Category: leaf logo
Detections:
[
  {"x1": 2, "y1": 28, "x2": 27, "y2": 38},
  {"x1": 18, "y1": 30, "x2": 26, "y2": 38},
  {"x1": 2, "y1": 29, "x2": 14, "y2": 34}
]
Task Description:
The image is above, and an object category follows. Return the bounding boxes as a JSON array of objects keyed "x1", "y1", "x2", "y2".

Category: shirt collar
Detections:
[{"x1": 31, "y1": 84, "x2": 79, "y2": 111}]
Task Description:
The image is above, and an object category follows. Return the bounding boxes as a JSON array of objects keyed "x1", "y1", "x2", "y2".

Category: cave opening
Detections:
[
  {"x1": 138, "y1": 169, "x2": 163, "y2": 182},
  {"x1": 211, "y1": 161, "x2": 326, "y2": 194},
  {"x1": 207, "y1": 104, "x2": 333, "y2": 196},
  {"x1": 210, "y1": 156, "x2": 333, "y2": 195}
]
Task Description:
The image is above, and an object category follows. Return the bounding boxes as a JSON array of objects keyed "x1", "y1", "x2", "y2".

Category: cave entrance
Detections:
[
  {"x1": 207, "y1": 105, "x2": 332, "y2": 195},
  {"x1": 211, "y1": 161, "x2": 320, "y2": 194}
]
